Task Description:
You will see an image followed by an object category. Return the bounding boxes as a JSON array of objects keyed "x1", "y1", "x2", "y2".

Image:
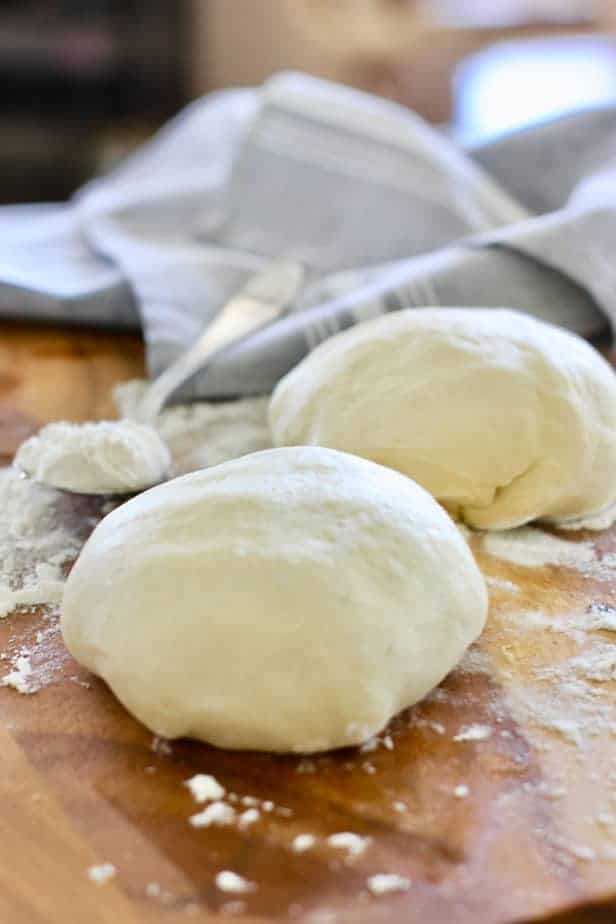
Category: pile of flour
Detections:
[
  {"x1": 114, "y1": 380, "x2": 271, "y2": 476},
  {"x1": 0, "y1": 469, "x2": 88, "y2": 620},
  {"x1": 15, "y1": 419, "x2": 171, "y2": 494}
]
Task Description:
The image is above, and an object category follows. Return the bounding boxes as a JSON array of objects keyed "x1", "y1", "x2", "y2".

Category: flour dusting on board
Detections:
[
  {"x1": 489, "y1": 583, "x2": 616, "y2": 859},
  {"x1": 481, "y1": 528, "x2": 595, "y2": 569},
  {"x1": 0, "y1": 468, "x2": 90, "y2": 620},
  {"x1": 482, "y1": 525, "x2": 616, "y2": 582},
  {"x1": 0, "y1": 468, "x2": 103, "y2": 692}
]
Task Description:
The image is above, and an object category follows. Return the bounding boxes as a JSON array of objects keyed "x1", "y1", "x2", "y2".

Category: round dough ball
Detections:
[
  {"x1": 61, "y1": 447, "x2": 487, "y2": 753},
  {"x1": 15, "y1": 420, "x2": 170, "y2": 494},
  {"x1": 270, "y1": 309, "x2": 616, "y2": 530}
]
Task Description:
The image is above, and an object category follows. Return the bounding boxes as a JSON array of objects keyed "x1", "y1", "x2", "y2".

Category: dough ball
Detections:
[
  {"x1": 270, "y1": 309, "x2": 616, "y2": 530},
  {"x1": 61, "y1": 447, "x2": 486, "y2": 753},
  {"x1": 15, "y1": 420, "x2": 171, "y2": 494}
]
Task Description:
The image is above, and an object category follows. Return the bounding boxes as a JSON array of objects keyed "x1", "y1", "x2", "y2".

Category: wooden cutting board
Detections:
[{"x1": 0, "y1": 322, "x2": 615, "y2": 924}]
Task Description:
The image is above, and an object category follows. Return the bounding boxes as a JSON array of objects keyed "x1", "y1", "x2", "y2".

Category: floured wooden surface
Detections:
[{"x1": 0, "y1": 324, "x2": 615, "y2": 923}]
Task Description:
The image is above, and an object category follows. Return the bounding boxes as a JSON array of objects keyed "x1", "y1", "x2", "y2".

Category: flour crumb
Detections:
[
  {"x1": 214, "y1": 871, "x2": 256, "y2": 894},
  {"x1": 568, "y1": 844, "x2": 596, "y2": 862},
  {"x1": 238, "y1": 808, "x2": 260, "y2": 830},
  {"x1": 276, "y1": 805, "x2": 294, "y2": 818},
  {"x1": 292, "y1": 834, "x2": 317, "y2": 853},
  {"x1": 327, "y1": 832, "x2": 370, "y2": 859},
  {"x1": 486, "y1": 575, "x2": 520, "y2": 594},
  {"x1": 458, "y1": 647, "x2": 492, "y2": 675},
  {"x1": 453, "y1": 724, "x2": 493, "y2": 742},
  {"x1": 2, "y1": 654, "x2": 36, "y2": 694},
  {"x1": 392, "y1": 801, "x2": 407, "y2": 813},
  {"x1": 597, "y1": 812, "x2": 616, "y2": 827},
  {"x1": 145, "y1": 882, "x2": 161, "y2": 898},
  {"x1": 296, "y1": 758, "x2": 316, "y2": 774},
  {"x1": 367, "y1": 874, "x2": 411, "y2": 896},
  {"x1": 415, "y1": 718, "x2": 445, "y2": 735},
  {"x1": 189, "y1": 801, "x2": 236, "y2": 828},
  {"x1": 359, "y1": 737, "x2": 378, "y2": 753},
  {"x1": 586, "y1": 603, "x2": 616, "y2": 632},
  {"x1": 151, "y1": 735, "x2": 172, "y2": 755},
  {"x1": 240, "y1": 795, "x2": 260, "y2": 807},
  {"x1": 88, "y1": 863, "x2": 116, "y2": 885},
  {"x1": 184, "y1": 773, "x2": 225, "y2": 803},
  {"x1": 454, "y1": 785, "x2": 469, "y2": 798}
]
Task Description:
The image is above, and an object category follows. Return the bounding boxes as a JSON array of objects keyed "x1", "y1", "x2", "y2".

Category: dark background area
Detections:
[
  {"x1": 1, "y1": 0, "x2": 614, "y2": 205},
  {"x1": 0, "y1": 0, "x2": 182, "y2": 203}
]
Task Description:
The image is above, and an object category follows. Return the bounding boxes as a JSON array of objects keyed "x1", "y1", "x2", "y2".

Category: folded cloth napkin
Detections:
[{"x1": 0, "y1": 72, "x2": 613, "y2": 401}]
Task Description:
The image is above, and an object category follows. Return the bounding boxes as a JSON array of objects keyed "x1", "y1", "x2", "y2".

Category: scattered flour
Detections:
[
  {"x1": 454, "y1": 785, "x2": 469, "y2": 798},
  {"x1": 453, "y1": 724, "x2": 493, "y2": 743},
  {"x1": 359, "y1": 733, "x2": 394, "y2": 753},
  {"x1": 151, "y1": 735, "x2": 173, "y2": 756},
  {"x1": 292, "y1": 834, "x2": 317, "y2": 853},
  {"x1": 214, "y1": 871, "x2": 256, "y2": 894},
  {"x1": 295, "y1": 759, "x2": 317, "y2": 774},
  {"x1": 189, "y1": 801, "x2": 236, "y2": 828},
  {"x1": 87, "y1": 863, "x2": 116, "y2": 885},
  {"x1": 2, "y1": 654, "x2": 33, "y2": 694},
  {"x1": 414, "y1": 718, "x2": 445, "y2": 735},
  {"x1": 238, "y1": 808, "x2": 260, "y2": 830},
  {"x1": 366, "y1": 874, "x2": 411, "y2": 896},
  {"x1": 1, "y1": 614, "x2": 68, "y2": 695},
  {"x1": 458, "y1": 646, "x2": 492, "y2": 675},
  {"x1": 184, "y1": 773, "x2": 225, "y2": 803},
  {"x1": 539, "y1": 645, "x2": 616, "y2": 685},
  {"x1": 500, "y1": 603, "x2": 616, "y2": 646},
  {"x1": 485, "y1": 576, "x2": 520, "y2": 594},
  {"x1": 585, "y1": 603, "x2": 616, "y2": 632},
  {"x1": 327, "y1": 833, "x2": 370, "y2": 859}
]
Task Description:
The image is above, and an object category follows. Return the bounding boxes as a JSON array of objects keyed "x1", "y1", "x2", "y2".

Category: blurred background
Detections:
[{"x1": 1, "y1": 0, "x2": 615, "y2": 204}]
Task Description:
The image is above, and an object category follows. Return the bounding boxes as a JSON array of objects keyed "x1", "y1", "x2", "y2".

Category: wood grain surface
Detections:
[{"x1": 0, "y1": 322, "x2": 615, "y2": 924}]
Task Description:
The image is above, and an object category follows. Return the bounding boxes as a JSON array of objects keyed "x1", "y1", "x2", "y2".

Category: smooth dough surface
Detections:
[
  {"x1": 270, "y1": 308, "x2": 616, "y2": 530},
  {"x1": 61, "y1": 447, "x2": 487, "y2": 753},
  {"x1": 15, "y1": 420, "x2": 171, "y2": 494}
]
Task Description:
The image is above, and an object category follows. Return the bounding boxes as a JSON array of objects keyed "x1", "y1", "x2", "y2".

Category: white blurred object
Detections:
[{"x1": 455, "y1": 35, "x2": 616, "y2": 144}]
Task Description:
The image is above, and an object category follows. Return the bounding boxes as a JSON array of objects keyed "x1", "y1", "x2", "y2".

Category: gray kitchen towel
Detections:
[{"x1": 0, "y1": 72, "x2": 613, "y2": 400}]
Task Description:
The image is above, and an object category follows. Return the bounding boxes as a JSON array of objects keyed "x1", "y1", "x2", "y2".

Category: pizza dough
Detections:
[
  {"x1": 270, "y1": 308, "x2": 616, "y2": 530},
  {"x1": 61, "y1": 447, "x2": 487, "y2": 753},
  {"x1": 15, "y1": 420, "x2": 171, "y2": 494}
]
